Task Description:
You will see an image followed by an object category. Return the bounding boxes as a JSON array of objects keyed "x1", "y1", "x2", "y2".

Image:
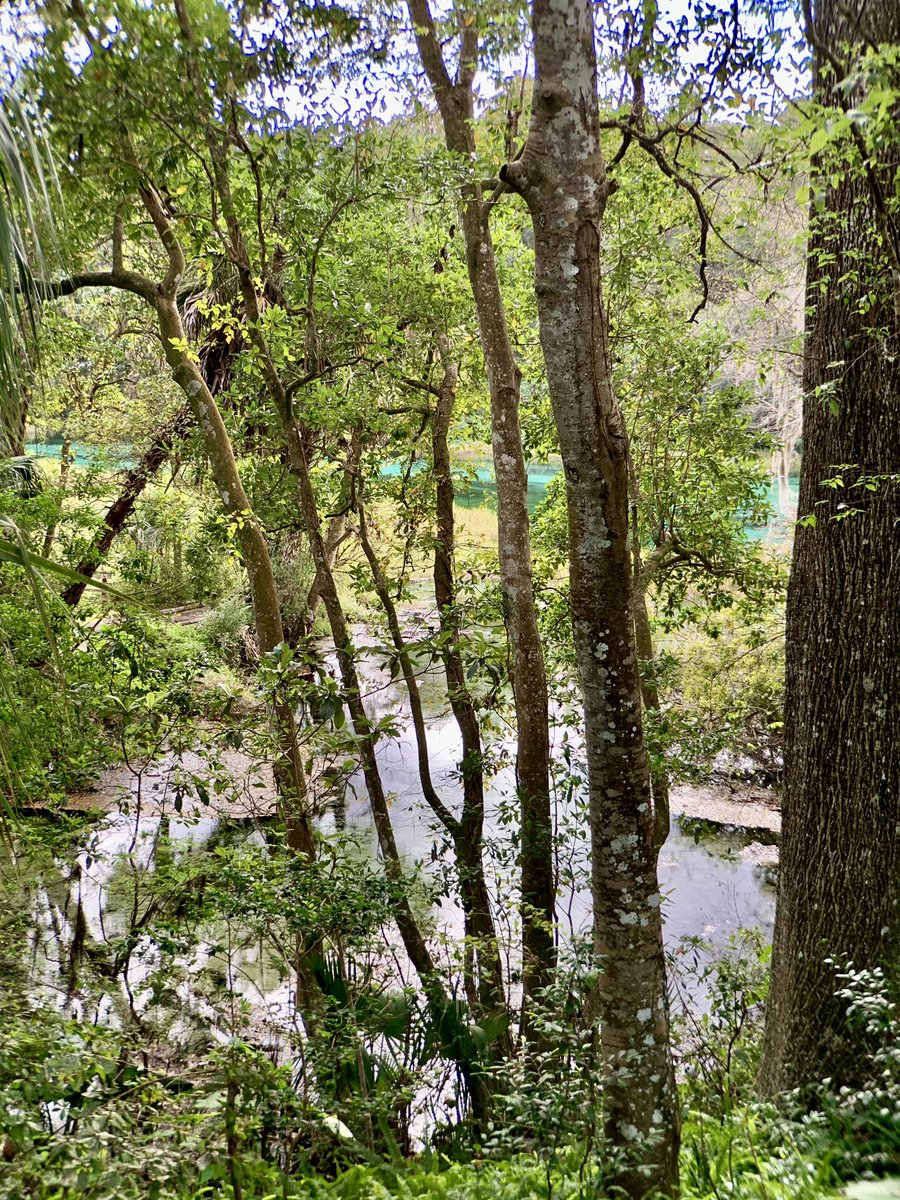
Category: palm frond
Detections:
[
  {"x1": 0, "y1": 454, "x2": 44, "y2": 496},
  {"x1": 0, "y1": 92, "x2": 60, "y2": 454}
]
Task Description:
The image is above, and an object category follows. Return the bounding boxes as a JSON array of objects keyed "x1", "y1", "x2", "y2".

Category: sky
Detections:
[
  {"x1": 0, "y1": 0, "x2": 807, "y2": 135},
  {"x1": 245, "y1": 0, "x2": 807, "y2": 130}
]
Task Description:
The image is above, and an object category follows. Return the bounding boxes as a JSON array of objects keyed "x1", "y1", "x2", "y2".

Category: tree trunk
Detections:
[
  {"x1": 430, "y1": 342, "x2": 506, "y2": 1016},
  {"x1": 759, "y1": 0, "x2": 900, "y2": 1096},
  {"x1": 42, "y1": 434, "x2": 71, "y2": 559},
  {"x1": 303, "y1": 507, "x2": 346, "y2": 635},
  {"x1": 356, "y1": 470, "x2": 509, "y2": 1040},
  {"x1": 62, "y1": 408, "x2": 190, "y2": 607},
  {"x1": 502, "y1": 1, "x2": 678, "y2": 1192},
  {"x1": 407, "y1": 0, "x2": 556, "y2": 1010},
  {"x1": 153, "y1": 291, "x2": 315, "y2": 861},
  {"x1": 629, "y1": 486, "x2": 670, "y2": 851},
  {"x1": 171, "y1": 1, "x2": 498, "y2": 1108},
  {"x1": 1, "y1": 382, "x2": 28, "y2": 458}
]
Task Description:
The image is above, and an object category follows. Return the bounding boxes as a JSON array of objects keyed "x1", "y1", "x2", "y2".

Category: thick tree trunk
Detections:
[
  {"x1": 759, "y1": 0, "x2": 900, "y2": 1096},
  {"x1": 62, "y1": 408, "x2": 190, "y2": 607},
  {"x1": 502, "y1": 1, "x2": 678, "y2": 1193},
  {"x1": 407, "y1": 0, "x2": 556, "y2": 1010}
]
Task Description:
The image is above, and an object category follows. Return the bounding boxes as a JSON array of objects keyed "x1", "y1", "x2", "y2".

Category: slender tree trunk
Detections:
[
  {"x1": 200, "y1": 150, "x2": 440, "y2": 987},
  {"x1": 202, "y1": 134, "x2": 441, "y2": 1015},
  {"x1": 629, "y1": 489, "x2": 669, "y2": 851},
  {"x1": 153, "y1": 290, "x2": 315, "y2": 860},
  {"x1": 42, "y1": 434, "x2": 71, "y2": 558},
  {"x1": 62, "y1": 408, "x2": 190, "y2": 607},
  {"x1": 278, "y1": 400, "x2": 495, "y2": 1117},
  {"x1": 407, "y1": 0, "x2": 556, "y2": 1010},
  {"x1": 356, "y1": 472, "x2": 508, "y2": 1038},
  {"x1": 354, "y1": 476, "x2": 459, "y2": 834},
  {"x1": 172, "y1": 5, "x2": 496, "y2": 1111},
  {"x1": 502, "y1": 1, "x2": 678, "y2": 1192},
  {"x1": 760, "y1": 0, "x2": 900, "y2": 1096},
  {"x1": 304, "y1": 508, "x2": 346, "y2": 635},
  {"x1": 430, "y1": 343, "x2": 506, "y2": 1016}
]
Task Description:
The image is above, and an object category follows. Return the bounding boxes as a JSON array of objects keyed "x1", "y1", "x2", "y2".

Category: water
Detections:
[
  {"x1": 11, "y1": 650, "x2": 772, "y2": 1018},
  {"x1": 6, "y1": 646, "x2": 776, "y2": 1043},
  {"x1": 340, "y1": 656, "x2": 776, "y2": 959},
  {"x1": 381, "y1": 458, "x2": 799, "y2": 528},
  {"x1": 27, "y1": 441, "x2": 798, "y2": 534},
  {"x1": 25, "y1": 439, "x2": 135, "y2": 470}
]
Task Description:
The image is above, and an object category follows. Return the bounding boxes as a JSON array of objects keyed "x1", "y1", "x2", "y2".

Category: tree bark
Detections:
[
  {"x1": 61, "y1": 408, "x2": 190, "y2": 607},
  {"x1": 303, "y1": 507, "x2": 347, "y2": 635},
  {"x1": 42, "y1": 434, "x2": 71, "y2": 559},
  {"x1": 430, "y1": 340, "x2": 506, "y2": 1017},
  {"x1": 407, "y1": 0, "x2": 556, "y2": 1010},
  {"x1": 759, "y1": 0, "x2": 900, "y2": 1096},
  {"x1": 502, "y1": 1, "x2": 678, "y2": 1193}
]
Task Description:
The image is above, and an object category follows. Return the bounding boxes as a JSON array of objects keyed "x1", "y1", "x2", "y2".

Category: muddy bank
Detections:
[
  {"x1": 44, "y1": 758, "x2": 781, "y2": 843},
  {"x1": 670, "y1": 781, "x2": 781, "y2": 835},
  {"x1": 30, "y1": 754, "x2": 782, "y2": 856}
]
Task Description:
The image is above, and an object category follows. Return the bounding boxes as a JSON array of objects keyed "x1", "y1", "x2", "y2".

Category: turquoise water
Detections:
[
  {"x1": 27, "y1": 441, "x2": 798, "y2": 531},
  {"x1": 26, "y1": 441, "x2": 134, "y2": 469},
  {"x1": 380, "y1": 460, "x2": 559, "y2": 514},
  {"x1": 383, "y1": 460, "x2": 799, "y2": 530}
]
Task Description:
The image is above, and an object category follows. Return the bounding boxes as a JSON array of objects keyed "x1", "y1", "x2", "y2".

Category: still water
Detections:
[{"x1": 7, "y1": 652, "x2": 776, "y2": 1040}]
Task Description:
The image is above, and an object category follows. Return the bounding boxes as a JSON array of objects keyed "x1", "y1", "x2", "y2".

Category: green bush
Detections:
[{"x1": 199, "y1": 595, "x2": 254, "y2": 667}]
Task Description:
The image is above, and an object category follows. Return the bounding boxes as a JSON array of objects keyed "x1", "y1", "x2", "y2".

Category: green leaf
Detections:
[
  {"x1": 0, "y1": 536, "x2": 134, "y2": 600},
  {"x1": 809, "y1": 126, "x2": 832, "y2": 155}
]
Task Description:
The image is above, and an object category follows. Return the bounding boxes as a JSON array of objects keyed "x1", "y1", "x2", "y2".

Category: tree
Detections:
[
  {"x1": 405, "y1": 0, "x2": 556, "y2": 1013},
  {"x1": 502, "y1": 1, "x2": 678, "y2": 1194},
  {"x1": 31, "y1": 6, "x2": 316, "y2": 860},
  {"x1": 760, "y1": 0, "x2": 900, "y2": 1094}
]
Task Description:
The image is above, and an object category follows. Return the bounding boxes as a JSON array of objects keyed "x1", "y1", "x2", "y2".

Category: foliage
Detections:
[
  {"x1": 0, "y1": 595, "x2": 215, "y2": 806},
  {"x1": 804, "y1": 964, "x2": 900, "y2": 1178},
  {"x1": 0, "y1": 5, "x2": 893, "y2": 1200},
  {"x1": 657, "y1": 609, "x2": 786, "y2": 781},
  {"x1": 672, "y1": 930, "x2": 772, "y2": 1116},
  {"x1": 3, "y1": 922, "x2": 898, "y2": 1198},
  {"x1": 115, "y1": 486, "x2": 236, "y2": 607},
  {"x1": 199, "y1": 593, "x2": 254, "y2": 666}
]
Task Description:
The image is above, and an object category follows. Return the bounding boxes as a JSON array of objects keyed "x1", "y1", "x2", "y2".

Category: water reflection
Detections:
[{"x1": 4, "y1": 652, "x2": 776, "y2": 1037}]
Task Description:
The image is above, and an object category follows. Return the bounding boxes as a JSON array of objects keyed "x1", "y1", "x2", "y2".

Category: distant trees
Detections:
[{"x1": 761, "y1": 0, "x2": 900, "y2": 1094}]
